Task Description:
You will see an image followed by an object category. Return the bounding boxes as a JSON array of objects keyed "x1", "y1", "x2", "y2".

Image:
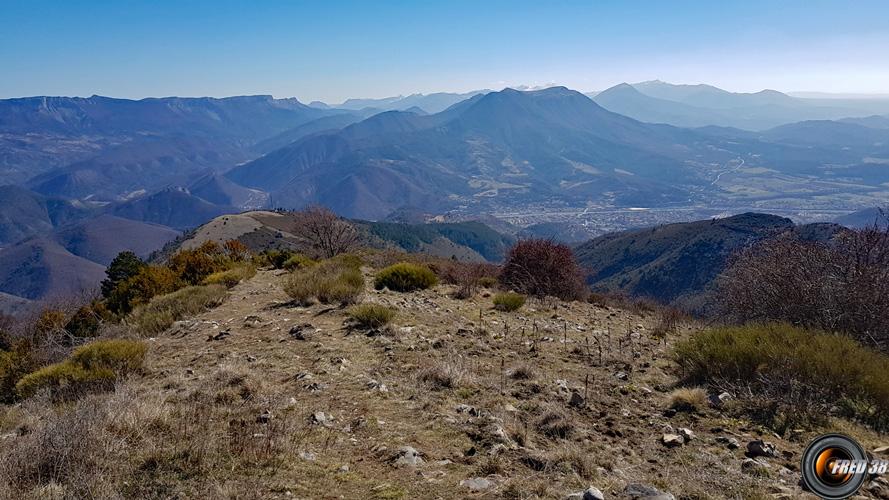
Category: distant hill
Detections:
[
  {"x1": 335, "y1": 90, "x2": 488, "y2": 114},
  {"x1": 0, "y1": 94, "x2": 342, "y2": 195},
  {"x1": 835, "y1": 207, "x2": 889, "y2": 229},
  {"x1": 839, "y1": 115, "x2": 889, "y2": 129},
  {"x1": 0, "y1": 185, "x2": 91, "y2": 247},
  {"x1": 228, "y1": 87, "x2": 732, "y2": 219},
  {"x1": 575, "y1": 212, "x2": 843, "y2": 312},
  {"x1": 111, "y1": 187, "x2": 234, "y2": 230},
  {"x1": 186, "y1": 172, "x2": 268, "y2": 210},
  {"x1": 611, "y1": 80, "x2": 889, "y2": 130},
  {"x1": 0, "y1": 237, "x2": 105, "y2": 301},
  {"x1": 53, "y1": 214, "x2": 180, "y2": 265}
]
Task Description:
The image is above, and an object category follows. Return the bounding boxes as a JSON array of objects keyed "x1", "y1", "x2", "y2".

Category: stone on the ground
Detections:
[
  {"x1": 394, "y1": 446, "x2": 424, "y2": 467},
  {"x1": 678, "y1": 427, "x2": 695, "y2": 442},
  {"x1": 708, "y1": 391, "x2": 732, "y2": 407},
  {"x1": 623, "y1": 483, "x2": 675, "y2": 499},
  {"x1": 564, "y1": 486, "x2": 605, "y2": 500},
  {"x1": 716, "y1": 436, "x2": 740, "y2": 449},
  {"x1": 741, "y1": 458, "x2": 771, "y2": 476},
  {"x1": 746, "y1": 439, "x2": 778, "y2": 458},
  {"x1": 311, "y1": 411, "x2": 333, "y2": 427},
  {"x1": 662, "y1": 433, "x2": 684, "y2": 447},
  {"x1": 460, "y1": 477, "x2": 493, "y2": 491},
  {"x1": 569, "y1": 391, "x2": 586, "y2": 408}
]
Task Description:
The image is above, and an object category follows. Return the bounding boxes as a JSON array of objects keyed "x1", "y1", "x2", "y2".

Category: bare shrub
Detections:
[
  {"x1": 499, "y1": 239, "x2": 587, "y2": 301},
  {"x1": 290, "y1": 206, "x2": 359, "y2": 259},
  {"x1": 717, "y1": 224, "x2": 889, "y2": 350}
]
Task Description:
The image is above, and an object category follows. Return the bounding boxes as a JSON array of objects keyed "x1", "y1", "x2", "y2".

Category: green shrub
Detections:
[
  {"x1": 64, "y1": 301, "x2": 112, "y2": 338},
  {"x1": 282, "y1": 253, "x2": 317, "y2": 271},
  {"x1": 106, "y1": 265, "x2": 180, "y2": 315},
  {"x1": 168, "y1": 241, "x2": 230, "y2": 285},
  {"x1": 477, "y1": 276, "x2": 497, "y2": 288},
  {"x1": 493, "y1": 292, "x2": 526, "y2": 311},
  {"x1": 673, "y1": 323, "x2": 889, "y2": 430},
  {"x1": 69, "y1": 339, "x2": 148, "y2": 373},
  {"x1": 0, "y1": 347, "x2": 36, "y2": 403},
  {"x1": 374, "y1": 262, "x2": 438, "y2": 292},
  {"x1": 202, "y1": 265, "x2": 256, "y2": 288},
  {"x1": 258, "y1": 249, "x2": 294, "y2": 269},
  {"x1": 15, "y1": 339, "x2": 146, "y2": 399},
  {"x1": 128, "y1": 285, "x2": 227, "y2": 335},
  {"x1": 101, "y1": 251, "x2": 145, "y2": 298},
  {"x1": 284, "y1": 261, "x2": 364, "y2": 306},
  {"x1": 348, "y1": 304, "x2": 395, "y2": 329}
]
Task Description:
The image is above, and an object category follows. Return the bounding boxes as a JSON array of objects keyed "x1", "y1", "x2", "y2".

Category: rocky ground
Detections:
[{"x1": 4, "y1": 267, "x2": 888, "y2": 499}]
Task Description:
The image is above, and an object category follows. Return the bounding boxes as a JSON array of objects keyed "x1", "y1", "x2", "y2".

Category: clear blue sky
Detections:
[{"x1": 2, "y1": 0, "x2": 888, "y2": 102}]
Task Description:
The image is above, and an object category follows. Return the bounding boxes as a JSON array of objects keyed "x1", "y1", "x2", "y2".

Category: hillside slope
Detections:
[
  {"x1": 2, "y1": 267, "x2": 871, "y2": 497},
  {"x1": 0, "y1": 237, "x2": 105, "y2": 300},
  {"x1": 576, "y1": 213, "x2": 801, "y2": 310}
]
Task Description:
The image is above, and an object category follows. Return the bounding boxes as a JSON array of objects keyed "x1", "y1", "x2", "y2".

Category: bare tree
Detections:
[{"x1": 290, "y1": 206, "x2": 360, "y2": 259}]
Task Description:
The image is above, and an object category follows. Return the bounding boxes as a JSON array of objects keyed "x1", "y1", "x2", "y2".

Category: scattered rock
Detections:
[
  {"x1": 298, "y1": 451, "x2": 316, "y2": 461},
  {"x1": 874, "y1": 445, "x2": 889, "y2": 455},
  {"x1": 393, "y1": 446, "x2": 424, "y2": 467},
  {"x1": 289, "y1": 323, "x2": 315, "y2": 340},
  {"x1": 564, "y1": 486, "x2": 605, "y2": 500},
  {"x1": 623, "y1": 483, "x2": 675, "y2": 499},
  {"x1": 708, "y1": 391, "x2": 732, "y2": 407},
  {"x1": 746, "y1": 439, "x2": 778, "y2": 458},
  {"x1": 338, "y1": 464, "x2": 349, "y2": 473},
  {"x1": 311, "y1": 411, "x2": 333, "y2": 427},
  {"x1": 678, "y1": 427, "x2": 695, "y2": 442},
  {"x1": 662, "y1": 433, "x2": 684, "y2": 447},
  {"x1": 741, "y1": 458, "x2": 771, "y2": 476},
  {"x1": 614, "y1": 371, "x2": 629, "y2": 381},
  {"x1": 207, "y1": 330, "x2": 231, "y2": 341},
  {"x1": 243, "y1": 315, "x2": 263, "y2": 327},
  {"x1": 257, "y1": 410, "x2": 272, "y2": 424},
  {"x1": 460, "y1": 477, "x2": 493, "y2": 492},
  {"x1": 716, "y1": 436, "x2": 740, "y2": 450},
  {"x1": 569, "y1": 391, "x2": 586, "y2": 408},
  {"x1": 367, "y1": 379, "x2": 388, "y2": 392}
]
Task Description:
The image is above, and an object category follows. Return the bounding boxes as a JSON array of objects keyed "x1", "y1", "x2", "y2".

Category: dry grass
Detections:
[
  {"x1": 668, "y1": 387, "x2": 708, "y2": 412},
  {"x1": 127, "y1": 285, "x2": 227, "y2": 335},
  {"x1": 348, "y1": 304, "x2": 396, "y2": 329},
  {"x1": 283, "y1": 260, "x2": 364, "y2": 306},
  {"x1": 202, "y1": 264, "x2": 256, "y2": 289}
]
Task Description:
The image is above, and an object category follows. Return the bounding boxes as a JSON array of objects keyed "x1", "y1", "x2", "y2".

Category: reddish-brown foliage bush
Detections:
[{"x1": 499, "y1": 239, "x2": 587, "y2": 301}]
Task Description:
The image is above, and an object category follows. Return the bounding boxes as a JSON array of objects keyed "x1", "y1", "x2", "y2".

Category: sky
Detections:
[{"x1": 2, "y1": 0, "x2": 889, "y2": 103}]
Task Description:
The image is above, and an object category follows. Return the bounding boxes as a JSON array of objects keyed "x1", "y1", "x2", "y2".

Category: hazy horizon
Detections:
[{"x1": 2, "y1": 0, "x2": 888, "y2": 102}]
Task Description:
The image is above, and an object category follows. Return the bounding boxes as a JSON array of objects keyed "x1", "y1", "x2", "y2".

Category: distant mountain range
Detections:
[
  {"x1": 591, "y1": 80, "x2": 889, "y2": 130},
  {"x1": 2, "y1": 82, "x2": 889, "y2": 310}
]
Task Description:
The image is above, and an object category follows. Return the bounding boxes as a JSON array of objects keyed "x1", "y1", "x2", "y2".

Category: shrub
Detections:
[
  {"x1": 477, "y1": 276, "x2": 497, "y2": 288},
  {"x1": 202, "y1": 265, "x2": 256, "y2": 289},
  {"x1": 673, "y1": 323, "x2": 889, "y2": 430},
  {"x1": 34, "y1": 309, "x2": 67, "y2": 335},
  {"x1": 0, "y1": 346, "x2": 37, "y2": 402},
  {"x1": 106, "y1": 265, "x2": 180, "y2": 315},
  {"x1": 15, "y1": 339, "x2": 146, "y2": 399},
  {"x1": 282, "y1": 253, "x2": 317, "y2": 271},
  {"x1": 493, "y1": 292, "x2": 526, "y2": 312},
  {"x1": 64, "y1": 301, "x2": 112, "y2": 338},
  {"x1": 223, "y1": 239, "x2": 250, "y2": 261},
  {"x1": 374, "y1": 262, "x2": 438, "y2": 292},
  {"x1": 718, "y1": 227, "x2": 889, "y2": 350},
  {"x1": 128, "y1": 285, "x2": 227, "y2": 335},
  {"x1": 258, "y1": 249, "x2": 295, "y2": 269},
  {"x1": 283, "y1": 261, "x2": 364, "y2": 306},
  {"x1": 499, "y1": 239, "x2": 587, "y2": 301},
  {"x1": 101, "y1": 251, "x2": 145, "y2": 298},
  {"x1": 168, "y1": 241, "x2": 229, "y2": 285},
  {"x1": 348, "y1": 304, "x2": 395, "y2": 329},
  {"x1": 668, "y1": 387, "x2": 708, "y2": 412}
]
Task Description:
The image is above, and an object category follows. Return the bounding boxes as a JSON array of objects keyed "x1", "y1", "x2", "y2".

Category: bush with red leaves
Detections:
[{"x1": 499, "y1": 239, "x2": 587, "y2": 300}]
